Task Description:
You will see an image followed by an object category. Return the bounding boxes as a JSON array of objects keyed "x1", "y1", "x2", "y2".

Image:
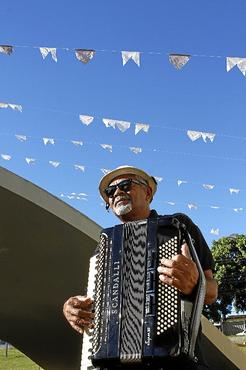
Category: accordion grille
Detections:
[
  {"x1": 120, "y1": 221, "x2": 147, "y2": 362},
  {"x1": 157, "y1": 236, "x2": 179, "y2": 335},
  {"x1": 92, "y1": 233, "x2": 109, "y2": 354}
]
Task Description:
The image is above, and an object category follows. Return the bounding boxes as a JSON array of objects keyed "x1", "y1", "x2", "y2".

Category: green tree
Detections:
[{"x1": 203, "y1": 234, "x2": 246, "y2": 322}]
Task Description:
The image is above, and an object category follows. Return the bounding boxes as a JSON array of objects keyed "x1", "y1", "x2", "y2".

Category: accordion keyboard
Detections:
[
  {"x1": 157, "y1": 236, "x2": 179, "y2": 335},
  {"x1": 80, "y1": 255, "x2": 97, "y2": 370}
]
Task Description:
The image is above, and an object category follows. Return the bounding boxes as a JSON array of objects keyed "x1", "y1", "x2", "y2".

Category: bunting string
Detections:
[
  {"x1": 59, "y1": 191, "x2": 244, "y2": 214},
  {"x1": 1, "y1": 150, "x2": 245, "y2": 194},
  {"x1": 0, "y1": 43, "x2": 227, "y2": 58},
  {"x1": 0, "y1": 131, "x2": 246, "y2": 165},
  {"x1": 1, "y1": 102, "x2": 246, "y2": 142},
  {"x1": 0, "y1": 131, "x2": 245, "y2": 170}
]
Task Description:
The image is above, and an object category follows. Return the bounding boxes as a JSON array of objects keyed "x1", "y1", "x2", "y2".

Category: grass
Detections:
[{"x1": 0, "y1": 347, "x2": 43, "y2": 370}]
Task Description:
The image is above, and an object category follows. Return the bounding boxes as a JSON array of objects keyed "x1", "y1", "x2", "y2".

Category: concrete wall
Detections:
[{"x1": 0, "y1": 166, "x2": 101, "y2": 370}]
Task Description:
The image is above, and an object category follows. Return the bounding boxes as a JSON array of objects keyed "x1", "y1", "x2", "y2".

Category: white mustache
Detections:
[{"x1": 114, "y1": 195, "x2": 131, "y2": 206}]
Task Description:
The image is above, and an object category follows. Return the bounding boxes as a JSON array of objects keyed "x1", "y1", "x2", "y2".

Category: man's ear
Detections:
[{"x1": 146, "y1": 186, "x2": 152, "y2": 202}]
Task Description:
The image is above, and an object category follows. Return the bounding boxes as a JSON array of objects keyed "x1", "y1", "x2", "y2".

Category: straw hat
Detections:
[{"x1": 99, "y1": 165, "x2": 157, "y2": 203}]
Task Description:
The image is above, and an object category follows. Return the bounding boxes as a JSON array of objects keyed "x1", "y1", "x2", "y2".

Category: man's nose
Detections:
[{"x1": 113, "y1": 185, "x2": 125, "y2": 197}]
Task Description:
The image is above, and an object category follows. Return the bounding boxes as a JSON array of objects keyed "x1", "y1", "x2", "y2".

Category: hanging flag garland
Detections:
[{"x1": 2, "y1": 42, "x2": 246, "y2": 78}]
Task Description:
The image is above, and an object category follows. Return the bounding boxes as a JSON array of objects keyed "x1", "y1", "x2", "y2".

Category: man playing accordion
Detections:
[{"x1": 63, "y1": 166, "x2": 218, "y2": 370}]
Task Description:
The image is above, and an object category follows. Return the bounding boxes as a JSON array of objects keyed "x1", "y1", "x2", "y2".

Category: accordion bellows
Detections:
[{"x1": 81, "y1": 217, "x2": 206, "y2": 369}]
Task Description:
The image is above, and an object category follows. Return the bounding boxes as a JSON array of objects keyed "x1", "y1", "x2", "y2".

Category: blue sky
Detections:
[{"x1": 1, "y1": 0, "x2": 246, "y2": 246}]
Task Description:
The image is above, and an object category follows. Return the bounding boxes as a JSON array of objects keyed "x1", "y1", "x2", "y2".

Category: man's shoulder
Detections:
[{"x1": 151, "y1": 210, "x2": 194, "y2": 225}]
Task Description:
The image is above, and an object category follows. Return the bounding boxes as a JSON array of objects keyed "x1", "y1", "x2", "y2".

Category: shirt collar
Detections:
[{"x1": 148, "y1": 209, "x2": 158, "y2": 218}]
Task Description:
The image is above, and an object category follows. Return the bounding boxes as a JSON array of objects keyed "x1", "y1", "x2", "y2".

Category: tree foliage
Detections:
[{"x1": 203, "y1": 234, "x2": 246, "y2": 321}]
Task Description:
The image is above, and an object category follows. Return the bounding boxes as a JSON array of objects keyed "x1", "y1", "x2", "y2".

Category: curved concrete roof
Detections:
[{"x1": 0, "y1": 166, "x2": 101, "y2": 370}]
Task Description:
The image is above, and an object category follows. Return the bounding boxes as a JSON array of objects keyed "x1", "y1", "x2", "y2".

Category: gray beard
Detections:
[{"x1": 114, "y1": 202, "x2": 132, "y2": 216}]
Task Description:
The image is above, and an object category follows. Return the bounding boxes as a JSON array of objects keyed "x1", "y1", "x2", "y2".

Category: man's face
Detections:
[{"x1": 107, "y1": 175, "x2": 152, "y2": 222}]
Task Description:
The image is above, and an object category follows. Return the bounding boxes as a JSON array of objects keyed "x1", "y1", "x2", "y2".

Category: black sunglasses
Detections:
[{"x1": 104, "y1": 178, "x2": 147, "y2": 198}]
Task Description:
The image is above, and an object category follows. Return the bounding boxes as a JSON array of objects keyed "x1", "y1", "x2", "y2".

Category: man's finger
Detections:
[{"x1": 181, "y1": 242, "x2": 192, "y2": 260}]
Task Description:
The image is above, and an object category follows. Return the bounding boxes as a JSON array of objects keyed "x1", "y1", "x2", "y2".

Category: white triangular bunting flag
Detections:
[
  {"x1": 40, "y1": 47, "x2": 57, "y2": 62},
  {"x1": 50, "y1": 49, "x2": 57, "y2": 62},
  {"x1": 49, "y1": 161, "x2": 60, "y2": 168},
  {"x1": 0, "y1": 102, "x2": 9, "y2": 108},
  {"x1": 122, "y1": 51, "x2": 140, "y2": 67},
  {"x1": 229, "y1": 188, "x2": 240, "y2": 194},
  {"x1": 40, "y1": 47, "x2": 51, "y2": 59},
  {"x1": 187, "y1": 130, "x2": 201, "y2": 141},
  {"x1": 210, "y1": 205, "x2": 220, "y2": 209},
  {"x1": 0, "y1": 45, "x2": 13, "y2": 55},
  {"x1": 25, "y1": 157, "x2": 35, "y2": 165},
  {"x1": 226, "y1": 57, "x2": 241, "y2": 72},
  {"x1": 227, "y1": 57, "x2": 246, "y2": 76},
  {"x1": 8, "y1": 104, "x2": 22, "y2": 112},
  {"x1": 201, "y1": 132, "x2": 216, "y2": 143},
  {"x1": 202, "y1": 184, "x2": 215, "y2": 190},
  {"x1": 74, "y1": 164, "x2": 85, "y2": 172},
  {"x1": 1, "y1": 154, "x2": 11, "y2": 160},
  {"x1": 115, "y1": 120, "x2": 131, "y2": 132},
  {"x1": 154, "y1": 176, "x2": 163, "y2": 182},
  {"x1": 75, "y1": 49, "x2": 95, "y2": 63},
  {"x1": 15, "y1": 135, "x2": 27, "y2": 142},
  {"x1": 71, "y1": 140, "x2": 83, "y2": 147},
  {"x1": 102, "y1": 118, "x2": 116, "y2": 129},
  {"x1": 169, "y1": 54, "x2": 191, "y2": 70},
  {"x1": 100, "y1": 168, "x2": 111, "y2": 175},
  {"x1": 43, "y1": 137, "x2": 55, "y2": 145},
  {"x1": 233, "y1": 207, "x2": 243, "y2": 212},
  {"x1": 188, "y1": 203, "x2": 198, "y2": 210},
  {"x1": 211, "y1": 228, "x2": 219, "y2": 235},
  {"x1": 100, "y1": 144, "x2": 112, "y2": 152},
  {"x1": 129, "y1": 146, "x2": 142, "y2": 154},
  {"x1": 79, "y1": 114, "x2": 94, "y2": 125},
  {"x1": 135, "y1": 123, "x2": 149, "y2": 135},
  {"x1": 237, "y1": 59, "x2": 246, "y2": 76},
  {"x1": 177, "y1": 180, "x2": 187, "y2": 186},
  {"x1": 166, "y1": 201, "x2": 175, "y2": 206}
]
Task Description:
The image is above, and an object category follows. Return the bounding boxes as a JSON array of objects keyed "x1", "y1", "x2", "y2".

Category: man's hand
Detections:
[
  {"x1": 157, "y1": 243, "x2": 199, "y2": 295},
  {"x1": 63, "y1": 295, "x2": 94, "y2": 335}
]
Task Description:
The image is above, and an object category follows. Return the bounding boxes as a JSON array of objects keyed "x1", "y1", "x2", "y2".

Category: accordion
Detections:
[{"x1": 81, "y1": 216, "x2": 206, "y2": 369}]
